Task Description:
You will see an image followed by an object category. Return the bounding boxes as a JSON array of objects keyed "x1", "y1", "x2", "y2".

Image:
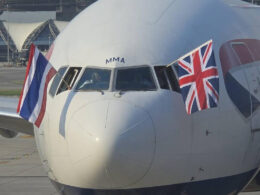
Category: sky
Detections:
[{"x1": 0, "y1": 11, "x2": 56, "y2": 23}]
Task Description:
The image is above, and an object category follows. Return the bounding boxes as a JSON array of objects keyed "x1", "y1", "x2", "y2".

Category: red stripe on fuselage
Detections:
[{"x1": 219, "y1": 39, "x2": 260, "y2": 76}]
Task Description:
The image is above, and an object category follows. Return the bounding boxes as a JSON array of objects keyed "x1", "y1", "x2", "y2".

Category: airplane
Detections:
[{"x1": 1, "y1": 0, "x2": 260, "y2": 194}]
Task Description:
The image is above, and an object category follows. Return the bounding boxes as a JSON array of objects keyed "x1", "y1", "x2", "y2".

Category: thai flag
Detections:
[{"x1": 17, "y1": 44, "x2": 57, "y2": 127}]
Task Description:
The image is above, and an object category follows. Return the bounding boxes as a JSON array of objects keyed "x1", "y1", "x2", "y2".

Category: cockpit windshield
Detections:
[
  {"x1": 76, "y1": 68, "x2": 111, "y2": 91},
  {"x1": 115, "y1": 67, "x2": 156, "y2": 91}
]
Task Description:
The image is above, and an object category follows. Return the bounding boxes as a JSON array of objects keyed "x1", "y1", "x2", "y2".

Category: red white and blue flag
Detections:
[
  {"x1": 176, "y1": 40, "x2": 219, "y2": 114},
  {"x1": 17, "y1": 44, "x2": 57, "y2": 127}
]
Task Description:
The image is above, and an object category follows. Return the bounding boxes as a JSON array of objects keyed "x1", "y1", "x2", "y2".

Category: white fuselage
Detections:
[{"x1": 33, "y1": 0, "x2": 260, "y2": 193}]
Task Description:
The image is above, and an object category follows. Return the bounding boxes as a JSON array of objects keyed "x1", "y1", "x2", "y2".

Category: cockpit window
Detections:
[
  {"x1": 76, "y1": 68, "x2": 111, "y2": 91},
  {"x1": 166, "y1": 64, "x2": 181, "y2": 93},
  {"x1": 154, "y1": 66, "x2": 170, "y2": 90},
  {"x1": 57, "y1": 67, "x2": 82, "y2": 95},
  {"x1": 154, "y1": 65, "x2": 180, "y2": 93},
  {"x1": 49, "y1": 66, "x2": 68, "y2": 97},
  {"x1": 115, "y1": 67, "x2": 156, "y2": 91}
]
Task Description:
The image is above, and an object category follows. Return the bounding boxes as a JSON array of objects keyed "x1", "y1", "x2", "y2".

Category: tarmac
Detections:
[
  {"x1": 0, "y1": 134, "x2": 57, "y2": 195},
  {"x1": 0, "y1": 67, "x2": 25, "y2": 90},
  {"x1": 0, "y1": 96, "x2": 57, "y2": 195}
]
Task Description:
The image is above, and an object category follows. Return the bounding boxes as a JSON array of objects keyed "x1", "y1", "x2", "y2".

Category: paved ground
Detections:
[
  {"x1": 0, "y1": 67, "x2": 25, "y2": 90},
  {"x1": 0, "y1": 96, "x2": 57, "y2": 195},
  {"x1": 0, "y1": 134, "x2": 57, "y2": 195}
]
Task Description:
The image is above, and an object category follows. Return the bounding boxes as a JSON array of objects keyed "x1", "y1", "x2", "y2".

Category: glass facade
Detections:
[
  {"x1": 33, "y1": 25, "x2": 55, "y2": 51},
  {"x1": 0, "y1": 35, "x2": 17, "y2": 62},
  {"x1": 0, "y1": 0, "x2": 98, "y2": 21},
  {"x1": 0, "y1": 36, "x2": 7, "y2": 61}
]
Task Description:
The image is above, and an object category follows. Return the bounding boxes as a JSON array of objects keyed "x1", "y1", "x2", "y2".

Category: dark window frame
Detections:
[
  {"x1": 165, "y1": 64, "x2": 181, "y2": 93},
  {"x1": 154, "y1": 66, "x2": 170, "y2": 90},
  {"x1": 49, "y1": 66, "x2": 68, "y2": 97},
  {"x1": 56, "y1": 67, "x2": 82, "y2": 95}
]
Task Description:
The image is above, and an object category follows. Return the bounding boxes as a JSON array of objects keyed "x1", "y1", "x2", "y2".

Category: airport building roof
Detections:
[
  {"x1": 0, "y1": 19, "x2": 68, "y2": 62},
  {"x1": 0, "y1": 19, "x2": 68, "y2": 52},
  {"x1": 0, "y1": 0, "x2": 98, "y2": 21},
  {"x1": 3, "y1": 21, "x2": 43, "y2": 51},
  {"x1": 54, "y1": 21, "x2": 68, "y2": 32}
]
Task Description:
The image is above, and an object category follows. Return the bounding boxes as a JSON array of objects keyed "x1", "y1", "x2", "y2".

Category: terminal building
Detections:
[
  {"x1": 0, "y1": 0, "x2": 97, "y2": 65},
  {"x1": 0, "y1": 0, "x2": 97, "y2": 21},
  {"x1": 0, "y1": 20, "x2": 68, "y2": 65}
]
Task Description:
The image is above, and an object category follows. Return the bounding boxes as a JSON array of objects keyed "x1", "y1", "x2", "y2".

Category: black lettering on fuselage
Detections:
[{"x1": 106, "y1": 57, "x2": 125, "y2": 64}]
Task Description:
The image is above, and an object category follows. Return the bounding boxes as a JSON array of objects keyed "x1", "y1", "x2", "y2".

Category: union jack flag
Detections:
[{"x1": 176, "y1": 40, "x2": 219, "y2": 114}]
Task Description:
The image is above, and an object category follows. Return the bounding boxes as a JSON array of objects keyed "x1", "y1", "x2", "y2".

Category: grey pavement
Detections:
[
  {"x1": 0, "y1": 96, "x2": 18, "y2": 113},
  {"x1": 0, "y1": 96, "x2": 18, "y2": 108},
  {"x1": 0, "y1": 67, "x2": 25, "y2": 90},
  {"x1": 0, "y1": 96, "x2": 57, "y2": 194},
  {"x1": 0, "y1": 134, "x2": 57, "y2": 195}
]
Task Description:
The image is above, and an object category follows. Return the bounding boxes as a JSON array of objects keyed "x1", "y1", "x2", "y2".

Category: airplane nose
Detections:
[{"x1": 66, "y1": 100, "x2": 156, "y2": 188}]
